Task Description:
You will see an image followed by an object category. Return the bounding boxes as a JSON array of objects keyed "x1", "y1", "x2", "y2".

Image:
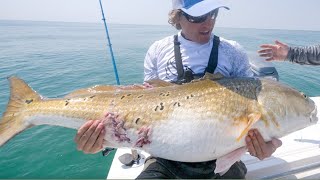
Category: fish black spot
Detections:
[
  {"x1": 65, "y1": 101, "x2": 69, "y2": 106},
  {"x1": 173, "y1": 102, "x2": 181, "y2": 107},
  {"x1": 25, "y1": 99, "x2": 33, "y2": 104},
  {"x1": 155, "y1": 103, "x2": 165, "y2": 111},
  {"x1": 121, "y1": 95, "x2": 125, "y2": 99},
  {"x1": 159, "y1": 93, "x2": 164, "y2": 96},
  {"x1": 135, "y1": 118, "x2": 141, "y2": 124},
  {"x1": 90, "y1": 95, "x2": 95, "y2": 99},
  {"x1": 127, "y1": 94, "x2": 132, "y2": 96},
  {"x1": 160, "y1": 103, "x2": 164, "y2": 111},
  {"x1": 190, "y1": 94, "x2": 194, "y2": 97},
  {"x1": 186, "y1": 96, "x2": 190, "y2": 99},
  {"x1": 137, "y1": 95, "x2": 143, "y2": 98}
]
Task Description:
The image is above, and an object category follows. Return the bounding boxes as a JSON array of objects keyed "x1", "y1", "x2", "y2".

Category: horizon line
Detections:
[{"x1": 1, "y1": 19, "x2": 319, "y2": 32}]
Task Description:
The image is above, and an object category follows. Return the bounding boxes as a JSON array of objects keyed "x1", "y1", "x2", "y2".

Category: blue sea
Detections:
[{"x1": 0, "y1": 20, "x2": 319, "y2": 178}]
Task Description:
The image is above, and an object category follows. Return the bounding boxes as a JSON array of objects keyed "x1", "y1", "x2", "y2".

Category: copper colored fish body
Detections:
[{"x1": 0, "y1": 76, "x2": 317, "y2": 165}]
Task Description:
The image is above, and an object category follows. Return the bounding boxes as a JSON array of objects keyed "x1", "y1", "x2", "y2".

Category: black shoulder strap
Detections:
[
  {"x1": 174, "y1": 35, "x2": 184, "y2": 81},
  {"x1": 205, "y1": 35, "x2": 220, "y2": 74},
  {"x1": 174, "y1": 35, "x2": 220, "y2": 81}
]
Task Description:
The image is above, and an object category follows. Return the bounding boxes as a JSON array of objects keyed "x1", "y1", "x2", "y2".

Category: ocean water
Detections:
[{"x1": 0, "y1": 20, "x2": 319, "y2": 178}]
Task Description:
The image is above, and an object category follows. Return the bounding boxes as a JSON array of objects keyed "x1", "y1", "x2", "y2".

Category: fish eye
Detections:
[{"x1": 300, "y1": 92, "x2": 307, "y2": 99}]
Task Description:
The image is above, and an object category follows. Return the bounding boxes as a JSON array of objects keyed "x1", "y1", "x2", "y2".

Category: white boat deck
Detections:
[{"x1": 107, "y1": 97, "x2": 320, "y2": 179}]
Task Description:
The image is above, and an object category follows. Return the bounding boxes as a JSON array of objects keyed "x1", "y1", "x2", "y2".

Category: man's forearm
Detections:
[{"x1": 287, "y1": 45, "x2": 320, "y2": 65}]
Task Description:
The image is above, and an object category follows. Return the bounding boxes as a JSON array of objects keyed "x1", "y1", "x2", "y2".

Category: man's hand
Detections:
[
  {"x1": 258, "y1": 40, "x2": 289, "y2": 61},
  {"x1": 74, "y1": 120, "x2": 106, "y2": 154},
  {"x1": 246, "y1": 129, "x2": 282, "y2": 160}
]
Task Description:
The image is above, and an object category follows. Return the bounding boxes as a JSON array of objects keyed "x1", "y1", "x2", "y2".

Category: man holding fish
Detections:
[{"x1": 75, "y1": 0, "x2": 282, "y2": 178}]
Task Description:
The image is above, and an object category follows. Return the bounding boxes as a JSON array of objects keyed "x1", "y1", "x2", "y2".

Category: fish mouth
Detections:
[{"x1": 310, "y1": 105, "x2": 318, "y2": 124}]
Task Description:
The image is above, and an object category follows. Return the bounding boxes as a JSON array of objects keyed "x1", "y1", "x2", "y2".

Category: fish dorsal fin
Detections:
[
  {"x1": 236, "y1": 112, "x2": 261, "y2": 142},
  {"x1": 64, "y1": 80, "x2": 174, "y2": 98},
  {"x1": 203, "y1": 72, "x2": 225, "y2": 80},
  {"x1": 64, "y1": 84, "x2": 149, "y2": 98},
  {"x1": 145, "y1": 79, "x2": 175, "y2": 87},
  {"x1": 65, "y1": 85, "x2": 117, "y2": 98}
]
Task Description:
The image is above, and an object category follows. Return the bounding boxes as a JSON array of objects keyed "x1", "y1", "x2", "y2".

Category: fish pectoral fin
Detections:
[
  {"x1": 215, "y1": 146, "x2": 247, "y2": 175},
  {"x1": 144, "y1": 79, "x2": 175, "y2": 87},
  {"x1": 236, "y1": 112, "x2": 261, "y2": 142}
]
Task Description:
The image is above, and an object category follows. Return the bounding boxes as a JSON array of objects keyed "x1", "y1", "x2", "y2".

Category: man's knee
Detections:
[
  {"x1": 136, "y1": 157, "x2": 174, "y2": 179},
  {"x1": 218, "y1": 161, "x2": 247, "y2": 179}
]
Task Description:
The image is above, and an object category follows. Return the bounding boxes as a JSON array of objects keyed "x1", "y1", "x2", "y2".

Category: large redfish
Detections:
[{"x1": 0, "y1": 76, "x2": 317, "y2": 173}]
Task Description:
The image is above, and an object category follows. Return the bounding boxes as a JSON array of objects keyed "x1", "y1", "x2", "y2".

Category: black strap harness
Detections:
[
  {"x1": 173, "y1": 34, "x2": 220, "y2": 84},
  {"x1": 174, "y1": 35, "x2": 184, "y2": 81}
]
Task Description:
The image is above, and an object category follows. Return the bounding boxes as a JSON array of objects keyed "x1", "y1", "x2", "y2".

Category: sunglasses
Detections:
[{"x1": 181, "y1": 10, "x2": 218, "y2": 23}]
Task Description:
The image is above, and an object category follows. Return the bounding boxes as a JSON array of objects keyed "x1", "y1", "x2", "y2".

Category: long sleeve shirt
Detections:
[
  {"x1": 144, "y1": 33, "x2": 253, "y2": 82},
  {"x1": 287, "y1": 45, "x2": 320, "y2": 65}
]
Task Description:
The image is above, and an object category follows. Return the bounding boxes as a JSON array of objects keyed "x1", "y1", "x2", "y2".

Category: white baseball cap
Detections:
[{"x1": 172, "y1": 0, "x2": 229, "y2": 17}]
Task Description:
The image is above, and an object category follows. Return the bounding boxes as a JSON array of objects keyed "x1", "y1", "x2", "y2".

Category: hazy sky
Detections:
[{"x1": 1, "y1": 0, "x2": 320, "y2": 31}]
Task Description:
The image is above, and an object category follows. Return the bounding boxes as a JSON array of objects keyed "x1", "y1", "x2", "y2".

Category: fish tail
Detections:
[{"x1": 0, "y1": 77, "x2": 42, "y2": 147}]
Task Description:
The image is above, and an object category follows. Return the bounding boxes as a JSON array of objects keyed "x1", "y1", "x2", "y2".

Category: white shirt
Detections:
[{"x1": 144, "y1": 32, "x2": 253, "y2": 82}]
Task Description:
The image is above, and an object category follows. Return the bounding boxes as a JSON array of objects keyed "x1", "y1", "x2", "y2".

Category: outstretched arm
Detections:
[
  {"x1": 258, "y1": 40, "x2": 320, "y2": 65},
  {"x1": 287, "y1": 45, "x2": 320, "y2": 65}
]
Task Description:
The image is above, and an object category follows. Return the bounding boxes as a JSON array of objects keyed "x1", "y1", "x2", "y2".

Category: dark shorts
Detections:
[{"x1": 136, "y1": 156, "x2": 247, "y2": 179}]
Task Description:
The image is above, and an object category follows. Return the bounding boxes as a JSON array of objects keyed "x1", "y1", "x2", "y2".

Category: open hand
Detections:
[
  {"x1": 258, "y1": 40, "x2": 289, "y2": 61},
  {"x1": 74, "y1": 120, "x2": 106, "y2": 154}
]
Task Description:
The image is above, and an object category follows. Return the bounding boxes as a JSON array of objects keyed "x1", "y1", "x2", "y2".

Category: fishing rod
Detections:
[
  {"x1": 98, "y1": 1, "x2": 140, "y2": 164},
  {"x1": 98, "y1": 0, "x2": 120, "y2": 85},
  {"x1": 98, "y1": 0, "x2": 119, "y2": 158}
]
